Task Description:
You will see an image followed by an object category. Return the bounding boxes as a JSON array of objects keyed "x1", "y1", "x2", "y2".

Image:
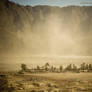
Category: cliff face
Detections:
[{"x1": 0, "y1": 0, "x2": 92, "y2": 56}]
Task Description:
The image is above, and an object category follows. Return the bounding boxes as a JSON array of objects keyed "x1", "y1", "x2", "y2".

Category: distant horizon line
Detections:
[{"x1": 1, "y1": 55, "x2": 92, "y2": 58}]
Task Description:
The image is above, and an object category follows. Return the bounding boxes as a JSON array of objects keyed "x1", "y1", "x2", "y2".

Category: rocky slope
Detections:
[{"x1": 0, "y1": 0, "x2": 92, "y2": 56}]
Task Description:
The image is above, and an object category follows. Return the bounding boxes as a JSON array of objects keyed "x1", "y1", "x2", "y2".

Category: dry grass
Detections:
[{"x1": 1, "y1": 73, "x2": 92, "y2": 92}]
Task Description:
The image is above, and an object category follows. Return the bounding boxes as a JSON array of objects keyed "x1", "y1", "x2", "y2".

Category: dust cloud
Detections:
[{"x1": 0, "y1": 1, "x2": 92, "y2": 71}]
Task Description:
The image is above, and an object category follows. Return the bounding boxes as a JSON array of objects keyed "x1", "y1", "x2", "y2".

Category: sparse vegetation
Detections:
[
  {"x1": 19, "y1": 62, "x2": 92, "y2": 73},
  {"x1": 0, "y1": 73, "x2": 92, "y2": 92},
  {"x1": 0, "y1": 75, "x2": 15, "y2": 92}
]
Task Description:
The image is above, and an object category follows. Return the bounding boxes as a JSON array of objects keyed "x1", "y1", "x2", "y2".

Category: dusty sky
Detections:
[{"x1": 0, "y1": 0, "x2": 92, "y2": 71}]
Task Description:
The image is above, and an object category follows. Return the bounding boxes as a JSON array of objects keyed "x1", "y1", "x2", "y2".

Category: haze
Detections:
[{"x1": 0, "y1": 0, "x2": 92, "y2": 71}]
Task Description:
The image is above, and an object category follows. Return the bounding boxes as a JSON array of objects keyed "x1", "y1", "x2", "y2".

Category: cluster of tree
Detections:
[
  {"x1": 20, "y1": 62, "x2": 92, "y2": 73},
  {"x1": 63, "y1": 63, "x2": 92, "y2": 72},
  {"x1": 80, "y1": 63, "x2": 92, "y2": 72},
  {"x1": 65, "y1": 64, "x2": 78, "y2": 72}
]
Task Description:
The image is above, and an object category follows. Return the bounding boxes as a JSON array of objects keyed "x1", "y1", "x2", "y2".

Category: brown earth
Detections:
[{"x1": 2, "y1": 73, "x2": 92, "y2": 92}]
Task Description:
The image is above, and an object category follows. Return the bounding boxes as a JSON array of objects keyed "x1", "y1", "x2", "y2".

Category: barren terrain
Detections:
[{"x1": 1, "y1": 73, "x2": 92, "y2": 92}]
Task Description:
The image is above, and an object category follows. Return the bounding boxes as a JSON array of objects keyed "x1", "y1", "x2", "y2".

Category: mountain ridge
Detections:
[{"x1": 0, "y1": 0, "x2": 92, "y2": 56}]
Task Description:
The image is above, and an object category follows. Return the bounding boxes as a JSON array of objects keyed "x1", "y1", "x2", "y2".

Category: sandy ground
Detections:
[
  {"x1": 1, "y1": 73, "x2": 92, "y2": 92},
  {"x1": 29, "y1": 72, "x2": 92, "y2": 80}
]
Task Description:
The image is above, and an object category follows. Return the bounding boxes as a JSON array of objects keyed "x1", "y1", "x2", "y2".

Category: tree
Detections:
[
  {"x1": 59, "y1": 65, "x2": 63, "y2": 72},
  {"x1": 65, "y1": 64, "x2": 72, "y2": 71},
  {"x1": 73, "y1": 64, "x2": 77, "y2": 69},
  {"x1": 21, "y1": 64, "x2": 27, "y2": 71},
  {"x1": 44, "y1": 63, "x2": 50, "y2": 71},
  {"x1": 89, "y1": 64, "x2": 92, "y2": 71},
  {"x1": 72, "y1": 64, "x2": 78, "y2": 72},
  {"x1": 51, "y1": 66, "x2": 54, "y2": 72},
  {"x1": 85, "y1": 64, "x2": 89, "y2": 70},
  {"x1": 37, "y1": 65, "x2": 40, "y2": 70},
  {"x1": 80, "y1": 63, "x2": 86, "y2": 71}
]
